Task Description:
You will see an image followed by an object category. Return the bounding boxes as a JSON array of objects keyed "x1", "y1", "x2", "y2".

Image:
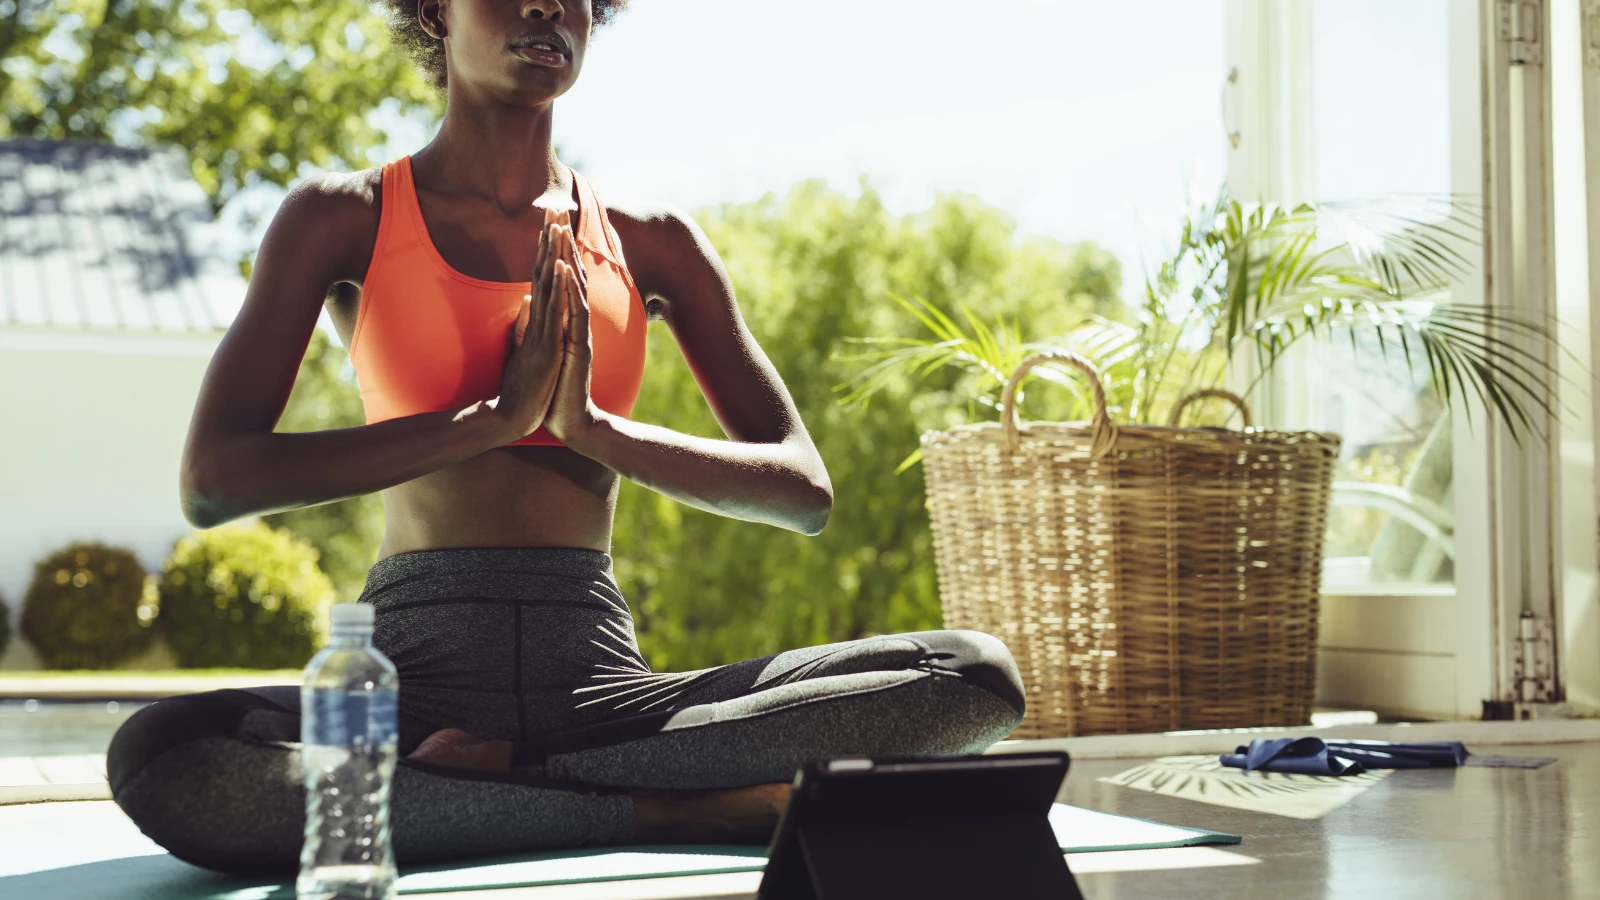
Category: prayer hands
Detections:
[
  {"x1": 543, "y1": 214, "x2": 596, "y2": 446},
  {"x1": 495, "y1": 207, "x2": 573, "y2": 441}
]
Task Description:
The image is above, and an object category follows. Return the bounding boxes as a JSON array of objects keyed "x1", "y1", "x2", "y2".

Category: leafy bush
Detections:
[
  {"x1": 160, "y1": 522, "x2": 335, "y2": 669},
  {"x1": 263, "y1": 327, "x2": 385, "y2": 602},
  {"x1": 0, "y1": 590, "x2": 12, "y2": 659},
  {"x1": 21, "y1": 543, "x2": 158, "y2": 669}
]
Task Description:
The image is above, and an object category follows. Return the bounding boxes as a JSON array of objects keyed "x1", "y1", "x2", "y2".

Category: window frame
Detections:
[{"x1": 1223, "y1": 0, "x2": 1515, "y2": 719}]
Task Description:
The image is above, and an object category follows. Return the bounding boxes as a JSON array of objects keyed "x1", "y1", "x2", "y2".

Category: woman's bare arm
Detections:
[
  {"x1": 179, "y1": 176, "x2": 570, "y2": 528},
  {"x1": 545, "y1": 207, "x2": 832, "y2": 536}
]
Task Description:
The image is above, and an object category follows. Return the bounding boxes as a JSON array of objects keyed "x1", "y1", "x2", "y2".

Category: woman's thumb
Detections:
[{"x1": 511, "y1": 295, "x2": 532, "y2": 348}]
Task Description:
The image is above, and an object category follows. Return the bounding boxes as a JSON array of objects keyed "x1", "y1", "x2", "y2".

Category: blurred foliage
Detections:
[
  {"x1": 264, "y1": 326, "x2": 384, "y2": 602},
  {"x1": 617, "y1": 179, "x2": 1122, "y2": 670},
  {"x1": 0, "y1": 0, "x2": 440, "y2": 210},
  {"x1": 21, "y1": 542, "x2": 158, "y2": 669},
  {"x1": 160, "y1": 521, "x2": 334, "y2": 668},
  {"x1": 0, "y1": 590, "x2": 9, "y2": 658}
]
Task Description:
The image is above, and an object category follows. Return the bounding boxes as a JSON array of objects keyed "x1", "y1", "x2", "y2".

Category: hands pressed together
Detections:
[
  {"x1": 494, "y1": 205, "x2": 597, "y2": 446},
  {"x1": 480, "y1": 190, "x2": 830, "y2": 538}
]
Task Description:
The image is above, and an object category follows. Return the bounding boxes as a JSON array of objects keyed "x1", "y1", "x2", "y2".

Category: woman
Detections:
[{"x1": 107, "y1": 0, "x2": 1025, "y2": 875}]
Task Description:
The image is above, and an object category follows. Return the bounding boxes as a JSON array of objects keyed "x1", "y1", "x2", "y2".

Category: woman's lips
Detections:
[{"x1": 512, "y1": 46, "x2": 565, "y2": 67}]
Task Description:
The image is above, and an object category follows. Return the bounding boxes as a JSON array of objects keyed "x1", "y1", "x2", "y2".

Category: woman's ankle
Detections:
[{"x1": 630, "y1": 783, "x2": 791, "y2": 844}]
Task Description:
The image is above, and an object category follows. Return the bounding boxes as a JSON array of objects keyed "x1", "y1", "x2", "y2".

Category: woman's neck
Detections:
[{"x1": 412, "y1": 92, "x2": 566, "y2": 214}]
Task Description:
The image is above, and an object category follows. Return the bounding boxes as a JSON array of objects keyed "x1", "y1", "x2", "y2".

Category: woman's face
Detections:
[{"x1": 423, "y1": 0, "x2": 592, "y2": 102}]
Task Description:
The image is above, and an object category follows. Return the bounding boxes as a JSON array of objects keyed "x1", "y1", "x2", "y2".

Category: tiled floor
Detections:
[
  {"x1": 1, "y1": 741, "x2": 1595, "y2": 898},
  {"x1": 0, "y1": 754, "x2": 109, "y2": 803}
]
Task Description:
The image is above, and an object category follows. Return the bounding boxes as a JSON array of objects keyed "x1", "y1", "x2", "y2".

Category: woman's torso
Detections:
[{"x1": 323, "y1": 154, "x2": 648, "y2": 560}]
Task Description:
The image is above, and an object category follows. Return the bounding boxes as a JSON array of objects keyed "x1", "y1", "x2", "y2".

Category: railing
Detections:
[{"x1": 1326, "y1": 481, "x2": 1455, "y2": 588}]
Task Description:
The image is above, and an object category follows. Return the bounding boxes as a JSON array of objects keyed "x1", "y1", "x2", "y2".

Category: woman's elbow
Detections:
[
  {"x1": 180, "y1": 491, "x2": 229, "y2": 530},
  {"x1": 792, "y1": 474, "x2": 833, "y2": 536},
  {"x1": 179, "y1": 448, "x2": 241, "y2": 530}
]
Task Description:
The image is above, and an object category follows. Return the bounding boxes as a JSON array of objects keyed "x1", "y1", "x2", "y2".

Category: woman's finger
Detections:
[
  {"x1": 564, "y1": 256, "x2": 590, "y2": 357},
  {"x1": 558, "y1": 224, "x2": 576, "y2": 293},
  {"x1": 557, "y1": 222, "x2": 587, "y2": 293},
  {"x1": 537, "y1": 222, "x2": 559, "y2": 299},
  {"x1": 511, "y1": 292, "x2": 532, "y2": 350},
  {"x1": 532, "y1": 208, "x2": 554, "y2": 282},
  {"x1": 559, "y1": 262, "x2": 572, "y2": 332}
]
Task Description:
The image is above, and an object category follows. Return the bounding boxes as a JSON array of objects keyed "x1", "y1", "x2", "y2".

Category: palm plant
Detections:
[{"x1": 841, "y1": 191, "x2": 1559, "y2": 442}]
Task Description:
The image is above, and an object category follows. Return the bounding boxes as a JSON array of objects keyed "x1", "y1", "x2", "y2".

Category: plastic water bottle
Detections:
[{"x1": 299, "y1": 603, "x2": 400, "y2": 900}]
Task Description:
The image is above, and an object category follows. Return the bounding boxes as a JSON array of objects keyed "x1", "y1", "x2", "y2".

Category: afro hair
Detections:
[{"x1": 378, "y1": 1, "x2": 630, "y2": 90}]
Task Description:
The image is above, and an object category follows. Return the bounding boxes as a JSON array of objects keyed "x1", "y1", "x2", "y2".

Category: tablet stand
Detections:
[
  {"x1": 756, "y1": 753, "x2": 1085, "y2": 900},
  {"x1": 785, "y1": 817, "x2": 1082, "y2": 899}
]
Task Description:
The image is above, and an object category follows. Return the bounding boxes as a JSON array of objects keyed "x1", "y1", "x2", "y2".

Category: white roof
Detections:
[{"x1": 0, "y1": 138, "x2": 246, "y2": 332}]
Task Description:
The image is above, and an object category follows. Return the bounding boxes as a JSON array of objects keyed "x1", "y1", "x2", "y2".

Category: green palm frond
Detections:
[
  {"x1": 836, "y1": 292, "x2": 1035, "y2": 414},
  {"x1": 840, "y1": 189, "x2": 1564, "y2": 450}
]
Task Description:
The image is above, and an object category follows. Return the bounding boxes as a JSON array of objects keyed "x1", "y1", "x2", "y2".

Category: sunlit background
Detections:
[{"x1": 0, "y1": 0, "x2": 1469, "y2": 680}]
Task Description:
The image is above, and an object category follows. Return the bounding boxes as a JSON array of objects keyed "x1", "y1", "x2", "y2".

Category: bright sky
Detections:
[
  {"x1": 546, "y1": 0, "x2": 1229, "y2": 280},
  {"x1": 234, "y1": 0, "x2": 1229, "y2": 305}
]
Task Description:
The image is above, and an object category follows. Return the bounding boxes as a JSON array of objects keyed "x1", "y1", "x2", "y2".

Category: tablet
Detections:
[{"x1": 757, "y1": 751, "x2": 1083, "y2": 900}]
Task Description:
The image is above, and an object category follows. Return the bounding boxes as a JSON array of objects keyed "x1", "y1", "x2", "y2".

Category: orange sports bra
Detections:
[{"x1": 349, "y1": 155, "x2": 647, "y2": 447}]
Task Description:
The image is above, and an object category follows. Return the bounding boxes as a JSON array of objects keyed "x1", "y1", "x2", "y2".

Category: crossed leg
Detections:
[{"x1": 107, "y1": 630, "x2": 1024, "y2": 874}]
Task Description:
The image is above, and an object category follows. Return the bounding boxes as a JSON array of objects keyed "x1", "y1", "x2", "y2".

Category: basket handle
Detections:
[
  {"x1": 1167, "y1": 389, "x2": 1253, "y2": 429},
  {"x1": 1000, "y1": 351, "x2": 1118, "y2": 458}
]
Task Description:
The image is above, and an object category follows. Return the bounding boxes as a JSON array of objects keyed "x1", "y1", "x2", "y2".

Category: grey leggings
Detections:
[{"x1": 107, "y1": 548, "x2": 1026, "y2": 875}]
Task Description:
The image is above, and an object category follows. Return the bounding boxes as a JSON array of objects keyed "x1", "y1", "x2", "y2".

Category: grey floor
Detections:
[
  {"x1": 2, "y1": 721, "x2": 1595, "y2": 898},
  {"x1": 1057, "y1": 742, "x2": 1600, "y2": 900}
]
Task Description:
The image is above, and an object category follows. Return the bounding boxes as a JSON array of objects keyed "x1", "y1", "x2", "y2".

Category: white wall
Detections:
[{"x1": 0, "y1": 329, "x2": 220, "y2": 670}]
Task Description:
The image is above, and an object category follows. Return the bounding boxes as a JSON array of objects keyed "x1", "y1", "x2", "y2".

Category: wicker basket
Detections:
[{"x1": 922, "y1": 351, "x2": 1342, "y2": 738}]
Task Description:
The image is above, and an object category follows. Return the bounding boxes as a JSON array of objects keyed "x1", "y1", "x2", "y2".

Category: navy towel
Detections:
[{"x1": 1219, "y1": 738, "x2": 1470, "y2": 776}]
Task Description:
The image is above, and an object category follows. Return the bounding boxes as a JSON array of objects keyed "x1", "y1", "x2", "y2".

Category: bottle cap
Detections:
[{"x1": 330, "y1": 603, "x2": 374, "y2": 627}]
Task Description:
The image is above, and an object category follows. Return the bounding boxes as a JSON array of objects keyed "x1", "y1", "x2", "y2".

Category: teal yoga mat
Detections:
[{"x1": 0, "y1": 801, "x2": 1240, "y2": 898}]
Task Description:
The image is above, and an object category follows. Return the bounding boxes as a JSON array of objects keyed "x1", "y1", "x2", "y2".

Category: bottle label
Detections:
[{"x1": 303, "y1": 689, "x2": 399, "y2": 749}]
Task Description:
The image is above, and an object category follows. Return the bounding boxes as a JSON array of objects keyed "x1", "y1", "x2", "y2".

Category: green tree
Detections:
[
  {"x1": 1, "y1": 0, "x2": 440, "y2": 209},
  {"x1": 263, "y1": 326, "x2": 384, "y2": 603},
  {"x1": 616, "y1": 178, "x2": 1122, "y2": 670}
]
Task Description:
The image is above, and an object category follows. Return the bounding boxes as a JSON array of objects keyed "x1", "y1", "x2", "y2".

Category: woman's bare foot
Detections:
[
  {"x1": 631, "y1": 782, "x2": 792, "y2": 845},
  {"x1": 406, "y1": 728, "x2": 512, "y2": 773}
]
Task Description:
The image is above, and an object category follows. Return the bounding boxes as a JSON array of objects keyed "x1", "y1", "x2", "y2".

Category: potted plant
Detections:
[{"x1": 842, "y1": 193, "x2": 1556, "y2": 737}]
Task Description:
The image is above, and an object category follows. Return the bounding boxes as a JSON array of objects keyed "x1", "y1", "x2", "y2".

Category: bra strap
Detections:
[
  {"x1": 569, "y1": 167, "x2": 626, "y2": 269},
  {"x1": 379, "y1": 156, "x2": 428, "y2": 252}
]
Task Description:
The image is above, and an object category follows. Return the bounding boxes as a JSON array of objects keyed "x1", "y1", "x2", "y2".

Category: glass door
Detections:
[{"x1": 1225, "y1": 0, "x2": 1495, "y2": 719}]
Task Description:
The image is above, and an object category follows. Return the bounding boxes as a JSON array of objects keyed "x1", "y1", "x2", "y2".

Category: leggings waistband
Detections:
[{"x1": 358, "y1": 547, "x2": 619, "y2": 607}]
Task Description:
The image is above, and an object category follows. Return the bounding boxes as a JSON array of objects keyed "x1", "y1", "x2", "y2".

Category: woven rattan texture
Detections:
[{"x1": 922, "y1": 420, "x2": 1340, "y2": 739}]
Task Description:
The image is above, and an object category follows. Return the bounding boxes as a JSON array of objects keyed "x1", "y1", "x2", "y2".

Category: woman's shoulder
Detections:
[
  {"x1": 598, "y1": 193, "x2": 737, "y2": 320},
  {"x1": 270, "y1": 167, "x2": 386, "y2": 280},
  {"x1": 278, "y1": 167, "x2": 384, "y2": 231},
  {"x1": 601, "y1": 196, "x2": 718, "y2": 276}
]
